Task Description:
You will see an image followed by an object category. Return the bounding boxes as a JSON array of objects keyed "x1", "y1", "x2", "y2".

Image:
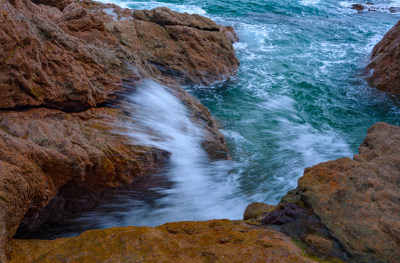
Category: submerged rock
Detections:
[
  {"x1": 9, "y1": 220, "x2": 316, "y2": 263},
  {"x1": 350, "y1": 4, "x2": 365, "y2": 11},
  {"x1": 367, "y1": 19, "x2": 400, "y2": 97}
]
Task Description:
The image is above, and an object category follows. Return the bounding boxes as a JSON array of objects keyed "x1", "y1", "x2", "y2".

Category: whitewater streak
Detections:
[
  {"x1": 67, "y1": 0, "x2": 400, "y2": 231},
  {"x1": 79, "y1": 80, "x2": 248, "y2": 228}
]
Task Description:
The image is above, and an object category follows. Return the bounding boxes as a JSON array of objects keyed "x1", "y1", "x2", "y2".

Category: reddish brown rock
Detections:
[
  {"x1": 9, "y1": 220, "x2": 316, "y2": 263},
  {"x1": 0, "y1": 0, "x2": 239, "y2": 260},
  {"x1": 297, "y1": 122, "x2": 400, "y2": 262},
  {"x1": 243, "y1": 202, "x2": 276, "y2": 221},
  {"x1": 0, "y1": 108, "x2": 169, "y2": 260},
  {"x1": 257, "y1": 122, "x2": 400, "y2": 262},
  {"x1": 351, "y1": 4, "x2": 365, "y2": 11},
  {"x1": 0, "y1": 0, "x2": 239, "y2": 111},
  {"x1": 367, "y1": 19, "x2": 400, "y2": 97}
]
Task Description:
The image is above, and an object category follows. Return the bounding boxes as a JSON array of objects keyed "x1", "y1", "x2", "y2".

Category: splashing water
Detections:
[
  {"x1": 69, "y1": 81, "x2": 249, "y2": 230},
  {"x1": 30, "y1": 0, "x2": 400, "y2": 237}
]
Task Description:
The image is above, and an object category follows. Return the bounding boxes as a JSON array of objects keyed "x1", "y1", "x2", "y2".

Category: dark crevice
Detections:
[{"x1": 14, "y1": 160, "x2": 171, "y2": 240}]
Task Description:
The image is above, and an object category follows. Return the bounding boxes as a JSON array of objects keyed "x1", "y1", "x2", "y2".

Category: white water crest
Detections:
[
  {"x1": 96, "y1": 0, "x2": 207, "y2": 15},
  {"x1": 80, "y1": 80, "x2": 249, "y2": 228},
  {"x1": 39, "y1": 0, "x2": 400, "y2": 236}
]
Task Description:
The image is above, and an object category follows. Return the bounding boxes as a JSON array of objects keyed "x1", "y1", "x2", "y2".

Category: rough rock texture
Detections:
[
  {"x1": 0, "y1": 0, "x2": 238, "y2": 260},
  {"x1": 10, "y1": 220, "x2": 316, "y2": 263},
  {"x1": 261, "y1": 122, "x2": 400, "y2": 263},
  {"x1": 243, "y1": 202, "x2": 276, "y2": 222},
  {"x1": 0, "y1": 108, "x2": 168, "y2": 259},
  {"x1": 298, "y1": 122, "x2": 400, "y2": 262},
  {"x1": 367, "y1": 19, "x2": 400, "y2": 97},
  {"x1": 0, "y1": 0, "x2": 239, "y2": 111},
  {"x1": 351, "y1": 4, "x2": 365, "y2": 11}
]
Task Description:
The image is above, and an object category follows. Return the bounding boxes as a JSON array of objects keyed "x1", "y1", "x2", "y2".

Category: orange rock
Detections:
[
  {"x1": 298, "y1": 122, "x2": 400, "y2": 262},
  {"x1": 367, "y1": 20, "x2": 400, "y2": 97},
  {"x1": 0, "y1": 0, "x2": 237, "y2": 259},
  {"x1": 0, "y1": 108, "x2": 168, "y2": 259},
  {"x1": 9, "y1": 220, "x2": 316, "y2": 263},
  {"x1": 0, "y1": 0, "x2": 239, "y2": 111}
]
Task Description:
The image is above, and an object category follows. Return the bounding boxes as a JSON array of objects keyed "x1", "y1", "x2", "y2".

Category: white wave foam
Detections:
[
  {"x1": 96, "y1": 0, "x2": 207, "y2": 15},
  {"x1": 300, "y1": 0, "x2": 321, "y2": 6},
  {"x1": 340, "y1": 1, "x2": 400, "y2": 15},
  {"x1": 84, "y1": 80, "x2": 249, "y2": 227}
]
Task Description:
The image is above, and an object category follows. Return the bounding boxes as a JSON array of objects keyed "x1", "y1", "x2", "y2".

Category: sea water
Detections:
[{"x1": 35, "y1": 0, "x2": 400, "y2": 237}]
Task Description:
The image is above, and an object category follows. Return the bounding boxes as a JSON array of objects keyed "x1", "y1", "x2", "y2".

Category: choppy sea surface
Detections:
[{"x1": 29, "y1": 0, "x2": 400, "y2": 238}]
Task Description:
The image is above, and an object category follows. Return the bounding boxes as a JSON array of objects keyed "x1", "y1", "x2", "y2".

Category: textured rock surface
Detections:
[
  {"x1": 0, "y1": 0, "x2": 239, "y2": 111},
  {"x1": 260, "y1": 122, "x2": 400, "y2": 262},
  {"x1": 367, "y1": 19, "x2": 400, "y2": 97},
  {"x1": 10, "y1": 220, "x2": 316, "y2": 263},
  {"x1": 0, "y1": 0, "x2": 238, "y2": 260},
  {"x1": 0, "y1": 108, "x2": 168, "y2": 259},
  {"x1": 297, "y1": 122, "x2": 400, "y2": 262},
  {"x1": 243, "y1": 202, "x2": 276, "y2": 222}
]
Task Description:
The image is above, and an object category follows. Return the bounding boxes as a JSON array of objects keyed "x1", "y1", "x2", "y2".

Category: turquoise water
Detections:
[
  {"x1": 32, "y1": 0, "x2": 400, "y2": 236},
  {"x1": 115, "y1": 0, "x2": 400, "y2": 201}
]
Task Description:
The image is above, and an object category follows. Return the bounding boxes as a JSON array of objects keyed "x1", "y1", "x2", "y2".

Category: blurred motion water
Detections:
[{"x1": 29, "y1": 0, "x2": 400, "y2": 238}]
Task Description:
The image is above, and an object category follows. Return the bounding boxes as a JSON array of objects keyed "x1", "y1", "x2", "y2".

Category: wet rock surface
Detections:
[
  {"x1": 10, "y1": 220, "x2": 316, "y2": 263},
  {"x1": 349, "y1": 2, "x2": 400, "y2": 13},
  {"x1": 259, "y1": 122, "x2": 400, "y2": 263},
  {"x1": 350, "y1": 4, "x2": 365, "y2": 11},
  {"x1": 0, "y1": 108, "x2": 168, "y2": 259},
  {"x1": 298, "y1": 122, "x2": 400, "y2": 262},
  {"x1": 0, "y1": 0, "x2": 238, "y2": 259},
  {"x1": 367, "y1": 18, "x2": 400, "y2": 97}
]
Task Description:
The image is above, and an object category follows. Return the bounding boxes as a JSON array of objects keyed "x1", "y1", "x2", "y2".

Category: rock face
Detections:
[
  {"x1": 0, "y1": 107, "x2": 170, "y2": 254},
  {"x1": 367, "y1": 19, "x2": 400, "y2": 97},
  {"x1": 10, "y1": 220, "x2": 316, "y2": 263},
  {"x1": 260, "y1": 122, "x2": 400, "y2": 263},
  {"x1": 0, "y1": 0, "x2": 238, "y2": 111},
  {"x1": 0, "y1": 0, "x2": 238, "y2": 260}
]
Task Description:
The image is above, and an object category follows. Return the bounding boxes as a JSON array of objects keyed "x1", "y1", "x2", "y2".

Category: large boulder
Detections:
[
  {"x1": 261, "y1": 122, "x2": 400, "y2": 262},
  {"x1": 367, "y1": 19, "x2": 400, "y2": 98},
  {"x1": 298, "y1": 122, "x2": 400, "y2": 262},
  {"x1": 0, "y1": 0, "x2": 238, "y2": 260},
  {"x1": 9, "y1": 220, "x2": 316, "y2": 263},
  {"x1": 0, "y1": 0, "x2": 239, "y2": 111},
  {"x1": 0, "y1": 108, "x2": 168, "y2": 260}
]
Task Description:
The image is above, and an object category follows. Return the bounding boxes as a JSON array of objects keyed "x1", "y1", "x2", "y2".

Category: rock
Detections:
[
  {"x1": 243, "y1": 202, "x2": 276, "y2": 221},
  {"x1": 296, "y1": 122, "x2": 400, "y2": 262},
  {"x1": 9, "y1": 220, "x2": 317, "y2": 263},
  {"x1": 389, "y1": 7, "x2": 400, "y2": 13},
  {"x1": 261, "y1": 203, "x2": 308, "y2": 226},
  {"x1": 0, "y1": 0, "x2": 239, "y2": 259},
  {"x1": 260, "y1": 202, "x2": 346, "y2": 261},
  {"x1": 258, "y1": 122, "x2": 400, "y2": 262},
  {"x1": 303, "y1": 234, "x2": 335, "y2": 258},
  {"x1": 220, "y1": 25, "x2": 239, "y2": 43},
  {"x1": 133, "y1": 7, "x2": 220, "y2": 30},
  {"x1": 366, "y1": 19, "x2": 400, "y2": 98},
  {"x1": 351, "y1": 4, "x2": 365, "y2": 11},
  {"x1": 132, "y1": 7, "x2": 239, "y2": 85},
  {"x1": 0, "y1": 108, "x2": 168, "y2": 259},
  {"x1": 0, "y1": 1, "x2": 239, "y2": 111}
]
